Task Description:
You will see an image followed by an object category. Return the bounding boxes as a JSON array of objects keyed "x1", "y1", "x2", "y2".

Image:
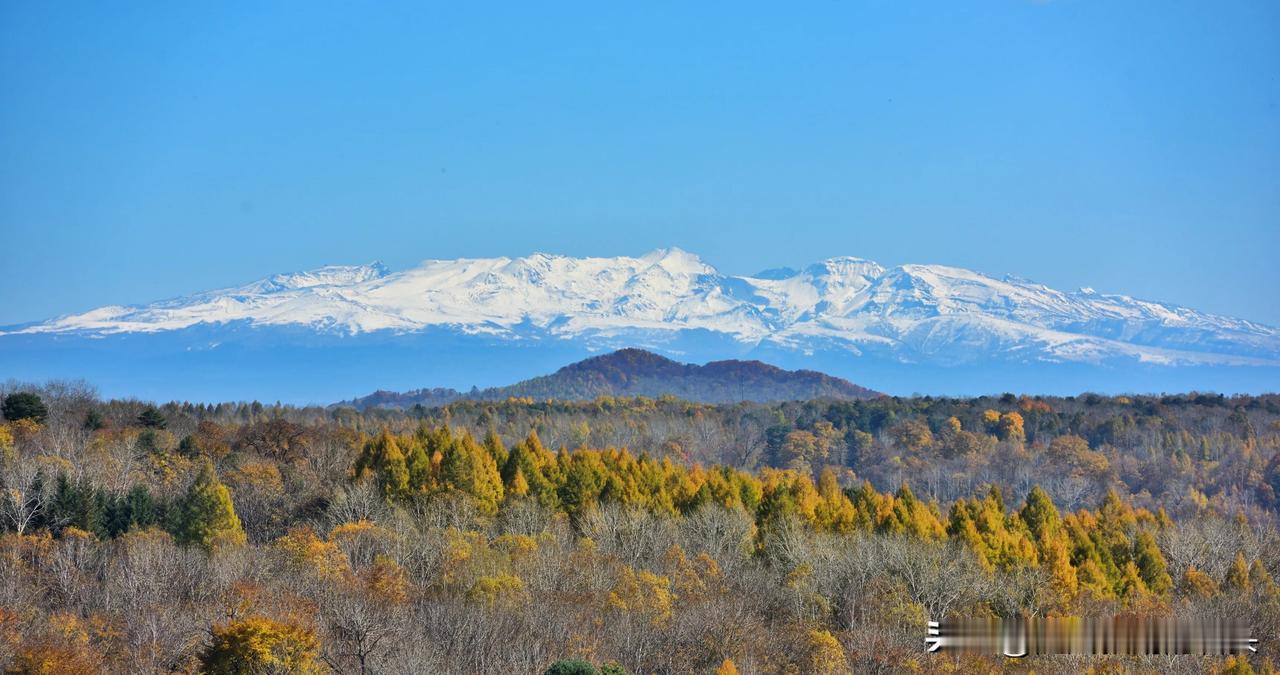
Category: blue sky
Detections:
[{"x1": 2, "y1": 1, "x2": 1277, "y2": 326}]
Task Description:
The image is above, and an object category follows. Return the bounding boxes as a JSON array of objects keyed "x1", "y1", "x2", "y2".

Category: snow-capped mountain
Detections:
[
  {"x1": 10, "y1": 248, "x2": 1277, "y2": 366},
  {"x1": 3, "y1": 249, "x2": 1276, "y2": 401}
]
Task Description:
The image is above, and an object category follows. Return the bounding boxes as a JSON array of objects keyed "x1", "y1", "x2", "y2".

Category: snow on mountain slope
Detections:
[{"x1": 7, "y1": 248, "x2": 1278, "y2": 367}]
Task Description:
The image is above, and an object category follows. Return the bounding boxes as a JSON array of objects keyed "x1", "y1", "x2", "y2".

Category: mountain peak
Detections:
[
  {"x1": 808, "y1": 256, "x2": 885, "y2": 278},
  {"x1": 5, "y1": 248, "x2": 1278, "y2": 375},
  {"x1": 639, "y1": 247, "x2": 710, "y2": 273},
  {"x1": 253, "y1": 261, "x2": 390, "y2": 293}
]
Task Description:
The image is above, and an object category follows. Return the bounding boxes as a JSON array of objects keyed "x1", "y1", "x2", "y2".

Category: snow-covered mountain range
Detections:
[
  {"x1": 2, "y1": 248, "x2": 1276, "y2": 401},
  {"x1": 10, "y1": 248, "x2": 1278, "y2": 367}
]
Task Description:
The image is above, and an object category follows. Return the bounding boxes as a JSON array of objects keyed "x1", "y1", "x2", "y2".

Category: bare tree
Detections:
[{"x1": 0, "y1": 461, "x2": 50, "y2": 535}]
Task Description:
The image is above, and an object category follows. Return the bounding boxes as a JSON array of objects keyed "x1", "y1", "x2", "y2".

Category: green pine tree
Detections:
[
  {"x1": 1018, "y1": 486, "x2": 1061, "y2": 543},
  {"x1": 1133, "y1": 531, "x2": 1172, "y2": 595},
  {"x1": 171, "y1": 460, "x2": 246, "y2": 549},
  {"x1": 1, "y1": 392, "x2": 47, "y2": 423},
  {"x1": 440, "y1": 432, "x2": 504, "y2": 513},
  {"x1": 406, "y1": 440, "x2": 433, "y2": 492},
  {"x1": 137, "y1": 406, "x2": 168, "y2": 429},
  {"x1": 483, "y1": 428, "x2": 508, "y2": 466},
  {"x1": 355, "y1": 431, "x2": 410, "y2": 500}
]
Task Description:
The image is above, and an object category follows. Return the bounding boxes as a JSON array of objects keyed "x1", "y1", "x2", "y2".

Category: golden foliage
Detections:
[
  {"x1": 200, "y1": 616, "x2": 322, "y2": 674},
  {"x1": 801, "y1": 629, "x2": 848, "y2": 675},
  {"x1": 716, "y1": 658, "x2": 740, "y2": 675}
]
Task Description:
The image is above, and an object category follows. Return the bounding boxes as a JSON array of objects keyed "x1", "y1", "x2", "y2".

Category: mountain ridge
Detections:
[
  {"x1": 340, "y1": 347, "x2": 881, "y2": 409},
  {"x1": 3, "y1": 248, "x2": 1278, "y2": 401},
  {"x1": 7, "y1": 248, "x2": 1277, "y2": 367}
]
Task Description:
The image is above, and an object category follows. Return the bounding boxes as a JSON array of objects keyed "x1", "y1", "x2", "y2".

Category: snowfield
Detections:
[{"x1": 9, "y1": 248, "x2": 1279, "y2": 367}]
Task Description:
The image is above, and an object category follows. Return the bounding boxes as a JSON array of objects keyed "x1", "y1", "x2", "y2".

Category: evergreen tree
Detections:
[
  {"x1": 103, "y1": 484, "x2": 159, "y2": 537},
  {"x1": 558, "y1": 453, "x2": 607, "y2": 520},
  {"x1": 355, "y1": 431, "x2": 410, "y2": 500},
  {"x1": 171, "y1": 460, "x2": 246, "y2": 549},
  {"x1": 1, "y1": 392, "x2": 47, "y2": 423},
  {"x1": 545, "y1": 659, "x2": 598, "y2": 675},
  {"x1": 1018, "y1": 486, "x2": 1061, "y2": 543},
  {"x1": 483, "y1": 428, "x2": 508, "y2": 466},
  {"x1": 502, "y1": 435, "x2": 558, "y2": 509},
  {"x1": 1133, "y1": 531, "x2": 1172, "y2": 595},
  {"x1": 1117, "y1": 560, "x2": 1149, "y2": 600},
  {"x1": 47, "y1": 474, "x2": 101, "y2": 536},
  {"x1": 1225, "y1": 552, "x2": 1252, "y2": 592},
  {"x1": 406, "y1": 440, "x2": 433, "y2": 492},
  {"x1": 508, "y1": 467, "x2": 531, "y2": 499},
  {"x1": 101, "y1": 493, "x2": 131, "y2": 538},
  {"x1": 440, "y1": 432, "x2": 505, "y2": 513},
  {"x1": 1043, "y1": 536, "x2": 1080, "y2": 608},
  {"x1": 813, "y1": 469, "x2": 856, "y2": 532},
  {"x1": 137, "y1": 407, "x2": 167, "y2": 429},
  {"x1": 83, "y1": 410, "x2": 105, "y2": 431}
]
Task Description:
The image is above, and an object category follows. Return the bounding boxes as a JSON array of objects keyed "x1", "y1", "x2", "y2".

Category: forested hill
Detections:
[
  {"x1": 493, "y1": 348, "x2": 882, "y2": 402},
  {"x1": 343, "y1": 348, "x2": 881, "y2": 409}
]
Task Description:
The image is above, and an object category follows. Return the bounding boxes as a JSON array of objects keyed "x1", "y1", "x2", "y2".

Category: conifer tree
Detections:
[
  {"x1": 440, "y1": 432, "x2": 504, "y2": 513},
  {"x1": 97, "y1": 484, "x2": 158, "y2": 538},
  {"x1": 1075, "y1": 556, "x2": 1115, "y2": 600},
  {"x1": 1, "y1": 392, "x2": 47, "y2": 424},
  {"x1": 171, "y1": 459, "x2": 245, "y2": 549},
  {"x1": 503, "y1": 434, "x2": 559, "y2": 509},
  {"x1": 508, "y1": 467, "x2": 530, "y2": 498},
  {"x1": 1117, "y1": 560, "x2": 1149, "y2": 600},
  {"x1": 137, "y1": 407, "x2": 167, "y2": 429},
  {"x1": 813, "y1": 468, "x2": 856, "y2": 532},
  {"x1": 1043, "y1": 536, "x2": 1080, "y2": 608},
  {"x1": 1018, "y1": 486, "x2": 1061, "y2": 543},
  {"x1": 406, "y1": 440, "x2": 433, "y2": 492},
  {"x1": 1219, "y1": 655, "x2": 1256, "y2": 675},
  {"x1": 483, "y1": 428, "x2": 508, "y2": 466},
  {"x1": 947, "y1": 500, "x2": 988, "y2": 567},
  {"x1": 439, "y1": 434, "x2": 475, "y2": 490},
  {"x1": 355, "y1": 431, "x2": 410, "y2": 500},
  {"x1": 545, "y1": 659, "x2": 598, "y2": 675},
  {"x1": 1133, "y1": 531, "x2": 1172, "y2": 595},
  {"x1": 987, "y1": 485, "x2": 1005, "y2": 512},
  {"x1": 48, "y1": 474, "x2": 101, "y2": 536},
  {"x1": 558, "y1": 453, "x2": 607, "y2": 519},
  {"x1": 1225, "y1": 552, "x2": 1252, "y2": 592}
]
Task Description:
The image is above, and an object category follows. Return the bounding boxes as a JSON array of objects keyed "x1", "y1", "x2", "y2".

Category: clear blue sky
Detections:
[{"x1": 2, "y1": 1, "x2": 1277, "y2": 326}]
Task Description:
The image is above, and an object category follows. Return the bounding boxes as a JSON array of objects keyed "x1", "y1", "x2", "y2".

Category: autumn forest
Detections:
[{"x1": 1, "y1": 384, "x2": 1278, "y2": 673}]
